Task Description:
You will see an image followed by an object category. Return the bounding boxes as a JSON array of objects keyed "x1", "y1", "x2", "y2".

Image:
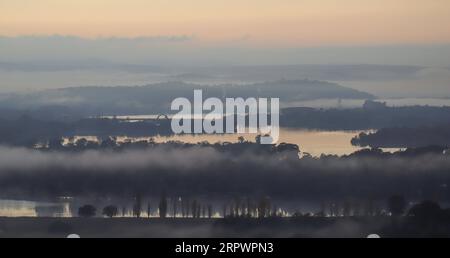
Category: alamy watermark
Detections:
[{"x1": 171, "y1": 90, "x2": 279, "y2": 144}]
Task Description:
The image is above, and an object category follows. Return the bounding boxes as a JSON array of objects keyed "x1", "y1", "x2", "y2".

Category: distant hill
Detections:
[{"x1": 0, "y1": 80, "x2": 373, "y2": 116}]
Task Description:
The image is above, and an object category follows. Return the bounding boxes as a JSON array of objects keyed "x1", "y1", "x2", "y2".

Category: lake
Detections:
[
  {"x1": 150, "y1": 129, "x2": 366, "y2": 157},
  {"x1": 5, "y1": 129, "x2": 401, "y2": 217},
  {"x1": 66, "y1": 129, "x2": 395, "y2": 157},
  {"x1": 0, "y1": 199, "x2": 71, "y2": 217},
  {"x1": 64, "y1": 125, "x2": 407, "y2": 158}
]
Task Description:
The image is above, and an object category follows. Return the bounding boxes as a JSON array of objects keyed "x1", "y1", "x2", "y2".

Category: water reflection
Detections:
[
  {"x1": 0, "y1": 200, "x2": 71, "y2": 217},
  {"x1": 152, "y1": 129, "x2": 366, "y2": 157},
  {"x1": 64, "y1": 129, "x2": 366, "y2": 157}
]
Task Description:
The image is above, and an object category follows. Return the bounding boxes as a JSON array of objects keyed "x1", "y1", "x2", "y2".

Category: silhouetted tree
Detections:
[
  {"x1": 257, "y1": 197, "x2": 271, "y2": 218},
  {"x1": 100, "y1": 136, "x2": 117, "y2": 148},
  {"x1": 320, "y1": 201, "x2": 326, "y2": 217},
  {"x1": 408, "y1": 200, "x2": 442, "y2": 220},
  {"x1": 173, "y1": 198, "x2": 178, "y2": 218},
  {"x1": 374, "y1": 204, "x2": 383, "y2": 216},
  {"x1": 330, "y1": 203, "x2": 341, "y2": 217},
  {"x1": 271, "y1": 205, "x2": 278, "y2": 217},
  {"x1": 159, "y1": 192, "x2": 168, "y2": 218},
  {"x1": 329, "y1": 203, "x2": 336, "y2": 217},
  {"x1": 388, "y1": 195, "x2": 407, "y2": 216},
  {"x1": 292, "y1": 211, "x2": 303, "y2": 217},
  {"x1": 102, "y1": 205, "x2": 118, "y2": 218},
  {"x1": 343, "y1": 201, "x2": 351, "y2": 217},
  {"x1": 228, "y1": 203, "x2": 234, "y2": 218},
  {"x1": 147, "y1": 202, "x2": 151, "y2": 218},
  {"x1": 235, "y1": 197, "x2": 241, "y2": 217},
  {"x1": 181, "y1": 198, "x2": 186, "y2": 218},
  {"x1": 78, "y1": 205, "x2": 96, "y2": 218},
  {"x1": 223, "y1": 203, "x2": 227, "y2": 218},
  {"x1": 246, "y1": 198, "x2": 251, "y2": 218},
  {"x1": 185, "y1": 198, "x2": 190, "y2": 218},
  {"x1": 75, "y1": 138, "x2": 88, "y2": 148},
  {"x1": 364, "y1": 199, "x2": 374, "y2": 216},
  {"x1": 48, "y1": 138, "x2": 64, "y2": 149},
  {"x1": 196, "y1": 203, "x2": 202, "y2": 218},
  {"x1": 133, "y1": 193, "x2": 142, "y2": 218},
  {"x1": 191, "y1": 200, "x2": 197, "y2": 218},
  {"x1": 334, "y1": 203, "x2": 341, "y2": 217},
  {"x1": 208, "y1": 205, "x2": 213, "y2": 218}
]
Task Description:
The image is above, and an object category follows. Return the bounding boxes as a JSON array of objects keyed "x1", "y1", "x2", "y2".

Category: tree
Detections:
[
  {"x1": 292, "y1": 211, "x2": 303, "y2": 217},
  {"x1": 185, "y1": 198, "x2": 190, "y2": 218},
  {"x1": 246, "y1": 198, "x2": 252, "y2": 218},
  {"x1": 408, "y1": 200, "x2": 442, "y2": 220},
  {"x1": 235, "y1": 197, "x2": 241, "y2": 217},
  {"x1": 191, "y1": 200, "x2": 197, "y2": 218},
  {"x1": 388, "y1": 195, "x2": 407, "y2": 216},
  {"x1": 75, "y1": 138, "x2": 88, "y2": 148},
  {"x1": 133, "y1": 193, "x2": 142, "y2": 218},
  {"x1": 173, "y1": 198, "x2": 178, "y2": 218},
  {"x1": 180, "y1": 198, "x2": 185, "y2": 218},
  {"x1": 334, "y1": 203, "x2": 341, "y2": 217},
  {"x1": 207, "y1": 205, "x2": 213, "y2": 219},
  {"x1": 222, "y1": 203, "x2": 227, "y2": 218},
  {"x1": 257, "y1": 197, "x2": 271, "y2": 218},
  {"x1": 343, "y1": 201, "x2": 351, "y2": 217},
  {"x1": 100, "y1": 136, "x2": 117, "y2": 148},
  {"x1": 364, "y1": 199, "x2": 374, "y2": 216},
  {"x1": 271, "y1": 205, "x2": 278, "y2": 217},
  {"x1": 78, "y1": 205, "x2": 96, "y2": 218},
  {"x1": 196, "y1": 203, "x2": 201, "y2": 218},
  {"x1": 102, "y1": 205, "x2": 118, "y2": 218},
  {"x1": 159, "y1": 192, "x2": 168, "y2": 218},
  {"x1": 48, "y1": 138, "x2": 64, "y2": 149}
]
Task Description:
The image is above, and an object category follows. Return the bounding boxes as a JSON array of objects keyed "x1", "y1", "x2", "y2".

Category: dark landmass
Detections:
[
  {"x1": 281, "y1": 102, "x2": 450, "y2": 130},
  {"x1": 351, "y1": 125, "x2": 450, "y2": 148},
  {"x1": 0, "y1": 80, "x2": 373, "y2": 115},
  {"x1": 0, "y1": 116, "x2": 173, "y2": 146},
  {"x1": 2, "y1": 100, "x2": 450, "y2": 146}
]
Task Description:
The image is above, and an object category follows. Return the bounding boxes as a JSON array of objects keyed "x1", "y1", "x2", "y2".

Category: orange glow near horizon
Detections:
[{"x1": 1, "y1": 0, "x2": 450, "y2": 47}]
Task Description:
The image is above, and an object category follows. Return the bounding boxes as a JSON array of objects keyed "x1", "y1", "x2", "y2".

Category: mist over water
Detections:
[{"x1": 0, "y1": 145, "x2": 448, "y2": 205}]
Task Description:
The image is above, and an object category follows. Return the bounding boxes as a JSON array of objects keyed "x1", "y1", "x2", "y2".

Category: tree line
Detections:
[{"x1": 75, "y1": 193, "x2": 450, "y2": 223}]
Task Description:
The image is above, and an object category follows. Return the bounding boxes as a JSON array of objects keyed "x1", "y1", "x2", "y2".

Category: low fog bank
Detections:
[
  {"x1": 0, "y1": 217, "x2": 392, "y2": 238},
  {"x1": 0, "y1": 146, "x2": 449, "y2": 203}
]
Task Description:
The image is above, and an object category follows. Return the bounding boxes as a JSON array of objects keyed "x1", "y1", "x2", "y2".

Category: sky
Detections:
[
  {"x1": 1, "y1": 0, "x2": 450, "y2": 93},
  {"x1": 1, "y1": 0, "x2": 450, "y2": 47}
]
